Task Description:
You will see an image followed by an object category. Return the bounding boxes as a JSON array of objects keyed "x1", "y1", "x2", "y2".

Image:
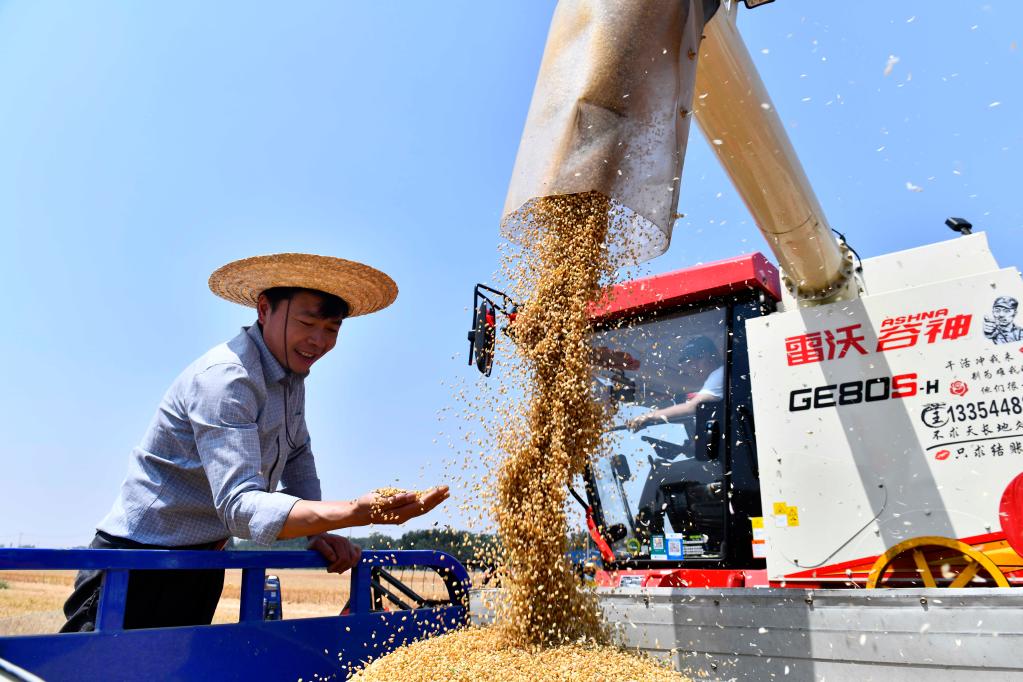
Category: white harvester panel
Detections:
[{"x1": 747, "y1": 234, "x2": 1023, "y2": 581}]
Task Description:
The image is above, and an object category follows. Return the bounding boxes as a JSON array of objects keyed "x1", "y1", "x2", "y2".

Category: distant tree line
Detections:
[{"x1": 229, "y1": 527, "x2": 594, "y2": 568}]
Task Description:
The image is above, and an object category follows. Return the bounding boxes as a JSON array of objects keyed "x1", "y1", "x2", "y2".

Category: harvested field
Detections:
[
  {"x1": 0, "y1": 571, "x2": 73, "y2": 635},
  {"x1": 0, "y1": 567, "x2": 484, "y2": 635}
]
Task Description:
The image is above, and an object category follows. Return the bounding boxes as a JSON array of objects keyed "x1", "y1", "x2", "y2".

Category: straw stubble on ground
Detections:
[{"x1": 0, "y1": 568, "x2": 474, "y2": 635}]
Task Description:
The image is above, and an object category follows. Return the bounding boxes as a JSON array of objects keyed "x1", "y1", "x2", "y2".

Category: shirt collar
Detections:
[{"x1": 245, "y1": 324, "x2": 289, "y2": 385}]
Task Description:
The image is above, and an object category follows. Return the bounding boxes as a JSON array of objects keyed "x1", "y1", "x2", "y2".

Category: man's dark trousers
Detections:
[{"x1": 60, "y1": 531, "x2": 226, "y2": 633}]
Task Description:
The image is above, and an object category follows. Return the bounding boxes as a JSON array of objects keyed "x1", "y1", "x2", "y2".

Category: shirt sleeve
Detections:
[
  {"x1": 696, "y1": 366, "x2": 725, "y2": 400},
  {"x1": 188, "y1": 363, "x2": 300, "y2": 546},
  {"x1": 280, "y1": 433, "x2": 322, "y2": 502}
]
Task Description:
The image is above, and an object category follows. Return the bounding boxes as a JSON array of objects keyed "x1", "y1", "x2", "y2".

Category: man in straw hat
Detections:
[{"x1": 61, "y1": 253, "x2": 448, "y2": 632}]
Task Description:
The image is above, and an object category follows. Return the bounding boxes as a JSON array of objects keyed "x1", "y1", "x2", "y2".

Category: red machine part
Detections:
[
  {"x1": 1000, "y1": 472, "x2": 1023, "y2": 557},
  {"x1": 590, "y1": 252, "x2": 781, "y2": 325},
  {"x1": 778, "y1": 530, "x2": 1022, "y2": 587},
  {"x1": 595, "y1": 568, "x2": 768, "y2": 588},
  {"x1": 583, "y1": 509, "x2": 617, "y2": 565}
]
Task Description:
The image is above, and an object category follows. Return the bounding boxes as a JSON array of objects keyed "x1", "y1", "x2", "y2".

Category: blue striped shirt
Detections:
[{"x1": 97, "y1": 324, "x2": 322, "y2": 546}]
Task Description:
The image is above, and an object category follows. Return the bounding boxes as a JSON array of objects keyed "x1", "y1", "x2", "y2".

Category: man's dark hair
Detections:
[{"x1": 262, "y1": 287, "x2": 350, "y2": 319}]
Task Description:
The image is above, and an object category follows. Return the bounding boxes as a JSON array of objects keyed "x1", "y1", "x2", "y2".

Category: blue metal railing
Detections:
[{"x1": 0, "y1": 548, "x2": 471, "y2": 681}]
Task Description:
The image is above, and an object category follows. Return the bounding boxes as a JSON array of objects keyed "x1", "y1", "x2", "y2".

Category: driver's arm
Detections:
[{"x1": 629, "y1": 392, "x2": 715, "y2": 430}]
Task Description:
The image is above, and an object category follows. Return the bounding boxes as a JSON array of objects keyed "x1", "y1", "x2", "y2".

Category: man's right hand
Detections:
[
  {"x1": 627, "y1": 414, "x2": 652, "y2": 432},
  {"x1": 355, "y1": 486, "x2": 450, "y2": 525}
]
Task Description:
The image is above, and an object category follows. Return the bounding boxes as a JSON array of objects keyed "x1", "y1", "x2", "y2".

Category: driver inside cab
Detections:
[
  {"x1": 625, "y1": 335, "x2": 725, "y2": 545},
  {"x1": 626, "y1": 335, "x2": 723, "y2": 432}
]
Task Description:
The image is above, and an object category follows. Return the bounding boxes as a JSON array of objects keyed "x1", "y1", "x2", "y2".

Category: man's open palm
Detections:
[{"x1": 357, "y1": 486, "x2": 450, "y2": 525}]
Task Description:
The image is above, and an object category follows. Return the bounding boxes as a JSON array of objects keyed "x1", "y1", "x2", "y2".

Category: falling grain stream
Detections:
[{"x1": 354, "y1": 194, "x2": 685, "y2": 680}]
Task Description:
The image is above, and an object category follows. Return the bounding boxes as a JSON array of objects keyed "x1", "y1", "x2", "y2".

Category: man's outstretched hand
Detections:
[
  {"x1": 307, "y1": 533, "x2": 362, "y2": 574},
  {"x1": 355, "y1": 486, "x2": 450, "y2": 525},
  {"x1": 279, "y1": 486, "x2": 451, "y2": 540}
]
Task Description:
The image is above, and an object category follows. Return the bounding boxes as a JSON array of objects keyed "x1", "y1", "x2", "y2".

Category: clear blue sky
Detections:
[{"x1": 1, "y1": 2, "x2": 1020, "y2": 547}]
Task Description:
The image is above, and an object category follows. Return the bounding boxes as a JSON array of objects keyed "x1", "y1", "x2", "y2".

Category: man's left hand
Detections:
[{"x1": 307, "y1": 533, "x2": 362, "y2": 574}]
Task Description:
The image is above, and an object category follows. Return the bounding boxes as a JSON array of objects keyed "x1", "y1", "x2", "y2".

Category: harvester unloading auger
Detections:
[
  {"x1": 504, "y1": 0, "x2": 855, "y2": 304},
  {"x1": 471, "y1": 1, "x2": 1023, "y2": 680}
]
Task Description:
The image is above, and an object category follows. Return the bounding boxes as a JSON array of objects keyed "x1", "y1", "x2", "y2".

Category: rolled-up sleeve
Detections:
[{"x1": 188, "y1": 364, "x2": 300, "y2": 545}]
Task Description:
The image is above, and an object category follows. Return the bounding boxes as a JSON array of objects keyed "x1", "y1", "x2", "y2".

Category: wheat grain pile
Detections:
[
  {"x1": 351, "y1": 192, "x2": 685, "y2": 680},
  {"x1": 352, "y1": 626, "x2": 680, "y2": 682}
]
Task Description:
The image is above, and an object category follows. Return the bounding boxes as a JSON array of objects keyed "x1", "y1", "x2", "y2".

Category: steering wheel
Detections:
[{"x1": 640, "y1": 435, "x2": 690, "y2": 460}]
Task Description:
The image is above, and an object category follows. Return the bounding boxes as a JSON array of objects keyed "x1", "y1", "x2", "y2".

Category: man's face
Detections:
[
  {"x1": 257, "y1": 291, "x2": 342, "y2": 374},
  {"x1": 993, "y1": 305, "x2": 1016, "y2": 326}
]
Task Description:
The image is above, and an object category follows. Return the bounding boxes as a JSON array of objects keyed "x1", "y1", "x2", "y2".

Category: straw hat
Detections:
[{"x1": 208, "y1": 253, "x2": 397, "y2": 317}]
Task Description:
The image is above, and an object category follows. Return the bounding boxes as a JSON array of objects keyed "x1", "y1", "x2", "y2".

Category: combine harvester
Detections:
[{"x1": 469, "y1": 0, "x2": 1023, "y2": 679}]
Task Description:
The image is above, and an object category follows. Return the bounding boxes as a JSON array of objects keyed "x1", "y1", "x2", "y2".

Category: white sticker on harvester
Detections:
[{"x1": 619, "y1": 575, "x2": 644, "y2": 588}]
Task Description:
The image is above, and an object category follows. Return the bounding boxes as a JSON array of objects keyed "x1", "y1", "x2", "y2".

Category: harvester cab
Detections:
[
  {"x1": 587, "y1": 255, "x2": 778, "y2": 574},
  {"x1": 467, "y1": 253, "x2": 779, "y2": 575}
]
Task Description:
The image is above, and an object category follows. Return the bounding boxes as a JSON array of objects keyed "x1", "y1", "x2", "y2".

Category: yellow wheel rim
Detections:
[{"x1": 866, "y1": 536, "x2": 1010, "y2": 588}]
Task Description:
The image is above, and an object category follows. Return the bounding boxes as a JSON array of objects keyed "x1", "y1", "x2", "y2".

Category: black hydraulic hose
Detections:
[{"x1": 568, "y1": 485, "x2": 588, "y2": 510}]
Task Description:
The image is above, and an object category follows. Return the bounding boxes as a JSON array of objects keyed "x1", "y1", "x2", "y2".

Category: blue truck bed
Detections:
[{"x1": 0, "y1": 547, "x2": 470, "y2": 681}]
